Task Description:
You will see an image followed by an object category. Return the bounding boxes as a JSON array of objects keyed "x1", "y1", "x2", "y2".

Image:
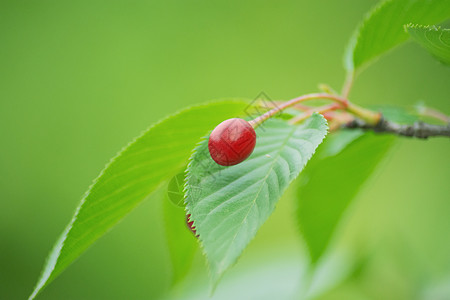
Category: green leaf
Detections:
[
  {"x1": 163, "y1": 179, "x2": 198, "y2": 286},
  {"x1": 373, "y1": 105, "x2": 419, "y2": 124},
  {"x1": 185, "y1": 114, "x2": 328, "y2": 284},
  {"x1": 167, "y1": 172, "x2": 188, "y2": 207},
  {"x1": 296, "y1": 131, "x2": 395, "y2": 264},
  {"x1": 406, "y1": 24, "x2": 450, "y2": 65},
  {"x1": 319, "y1": 129, "x2": 365, "y2": 158},
  {"x1": 345, "y1": 0, "x2": 450, "y2": 73},
  {"x1": 29, "y1": 100, "x2": 249, "y2": 300}
]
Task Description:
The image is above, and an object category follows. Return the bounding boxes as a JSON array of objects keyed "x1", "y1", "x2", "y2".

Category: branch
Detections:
[
  {"x1": 251, "y1": 92, "x2": 449, "y2": 140},
  {"x1": 345, "y1": 118, "x2": 450, "y2": 139}
]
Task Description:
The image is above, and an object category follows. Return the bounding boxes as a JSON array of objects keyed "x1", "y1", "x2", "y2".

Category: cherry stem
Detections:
[
  {"x1": 417, "y1": 106, "x2": 450, "y2": 124},
  {"x1": 288, "y1": 103, "x2": 341, "y2": 124},
  {"x1": 266, "y1": 101, "x2": 311, "y2": 111},
  {"x1": 248, "y1": 93, "x2": 348, "y2": 128},
  {"x1": 248, "y1": 93, "x2": 381, "y2": 128}
]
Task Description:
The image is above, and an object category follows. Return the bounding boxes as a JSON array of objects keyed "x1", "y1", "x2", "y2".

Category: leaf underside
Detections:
[
  {"x1": 296, "y1": 130, "x2": 395, "y2": 264},
  {"x1": 29, "y1": 100, "x2": 250, "y2": 300},
  {"x1": 346, "y1": 0, "x2": 450, "y2": 73},
  {"x1": 185, "y1": 114, "x2": 328, "y2": 284},
  {"x1": 406, "y1": 24, "x2": 450, "y2": 65}
]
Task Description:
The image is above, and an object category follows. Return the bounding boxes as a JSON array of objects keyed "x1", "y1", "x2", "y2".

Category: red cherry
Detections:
[
  {"x1": 208, "y1": 118, "x2": 256, "y2": 166},
  {"x1": 186, "y1": 214, "x2": 197, "y2": 236}
]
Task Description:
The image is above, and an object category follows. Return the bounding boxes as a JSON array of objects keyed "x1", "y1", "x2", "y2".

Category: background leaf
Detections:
[
  {"x1": 406, "y1": 24, "x2": 450, "y2": 65},
  {"x1": 29, "y1": 100, "x2": 249, "y2": 299},
  {"x1": 345, "y1": 0, "x2": 450, "y2": 73},
  {"x1": 372, "y1": 105, "x2": 419, "y2": 124},
  {"x1": 185, "y1": 114, "x2": 328, "y2": 284},
  {"x1": 296, "y1": 130, "x2": 395, "y2": 264},
  {"x1": 163, "y1": 180, "x2": 198, "y2": 287},
  {"x1": 167, "y1": 172, "x2": 188, "y2": 207}
]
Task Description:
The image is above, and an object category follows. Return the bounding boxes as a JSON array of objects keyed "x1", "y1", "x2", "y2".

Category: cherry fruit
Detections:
[{"x1": 208, "y1": 118, "x2": 256, "y2": 166}]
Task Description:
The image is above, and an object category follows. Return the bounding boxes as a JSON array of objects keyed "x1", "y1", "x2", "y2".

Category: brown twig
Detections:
[{"x1": 345, "y1": 118, "x2": 450, "y2": 139}]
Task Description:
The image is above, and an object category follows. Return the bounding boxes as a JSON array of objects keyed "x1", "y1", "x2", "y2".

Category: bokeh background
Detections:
[{"x1": 1, "y1": 0, "x2": 449, "y2": 299}]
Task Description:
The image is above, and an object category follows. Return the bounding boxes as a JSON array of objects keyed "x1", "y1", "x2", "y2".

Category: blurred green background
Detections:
[{"x1": 1, "y1": 0, "x2": 449, "y2": 299}]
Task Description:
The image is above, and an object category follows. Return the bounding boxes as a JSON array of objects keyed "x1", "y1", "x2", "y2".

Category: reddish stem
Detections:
[
  {"x1": 419, "y1": 107, "x2": 450, "y2": 123},
  {"x1": 289, "y1": 103, "x2": 342, "y2": 124},
  {"x1": 262, "y1": 101, "x2": 312, "y2": 111},
  {"x1": 248, "y1": 93, "x2": 349, "y2": 128}
]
